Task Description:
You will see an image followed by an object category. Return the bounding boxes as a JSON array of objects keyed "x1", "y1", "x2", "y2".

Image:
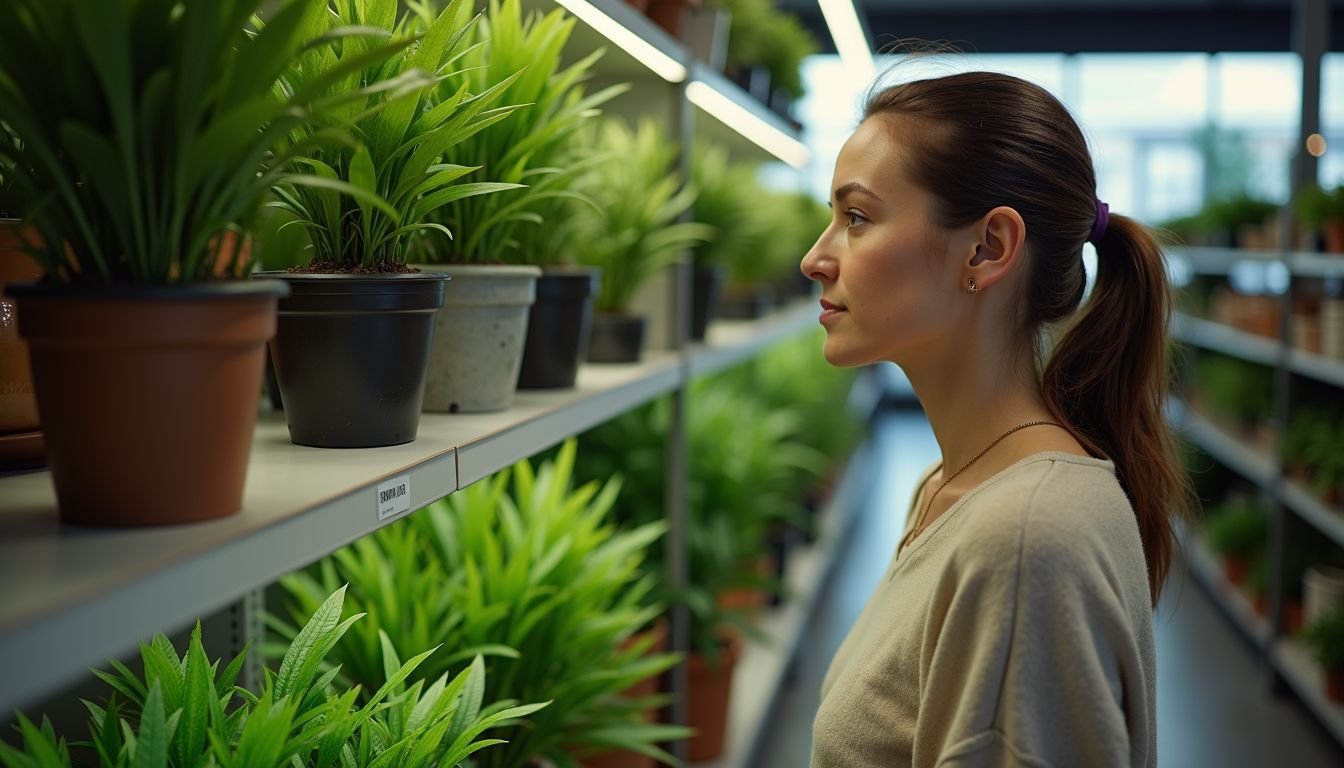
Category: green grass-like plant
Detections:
[
  {"x1": 574, "y1": 120, "x2": 713, "y2": 312},
  {"x1": 0, "y1": 0, "x2": 367, "y2": 284},
  {"x1": 1204, "y1": 497, "x2": 1269, "y2": 560},
  {"x1": 1302, "y1": 606, "x2": 1344, "y2": 671},
  {"x1": 276, "y1": 441, "x2": 686, "y2": 768},
  {"x1": 266, "y1": 0, "x2": 525, "y2": 270},
  {"x1": 688, "y1": 147, "x2": 768, "y2": 270},
  {"x1": 0, "y1": 587, "x2": 546, "y2": 768},
  {"x1": 425, "y1": 0, "x2": 626, "y2": 266}
]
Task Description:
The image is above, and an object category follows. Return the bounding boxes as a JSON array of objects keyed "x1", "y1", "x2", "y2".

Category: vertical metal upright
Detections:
[
  {"x1": 661, "y1": 74, "x2": 695, "y2": 761},
  {"x1": 1268, "y1": 0, "x2": 1330, "y2": 671}
]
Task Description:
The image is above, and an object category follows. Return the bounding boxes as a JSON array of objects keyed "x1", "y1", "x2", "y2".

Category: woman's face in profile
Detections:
[{"x1": 801, "y1": 117, "x2": 969, "y2": 368}]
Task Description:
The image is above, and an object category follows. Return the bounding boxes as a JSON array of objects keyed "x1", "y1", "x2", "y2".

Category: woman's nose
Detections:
[{"x1": 800, "y1": 231, "x2": 836, "y2": 283}]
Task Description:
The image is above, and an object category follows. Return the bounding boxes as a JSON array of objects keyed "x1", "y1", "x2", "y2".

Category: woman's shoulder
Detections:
[{"x1": 953, "y1": 452, "x2": 1139, "y2": 570}]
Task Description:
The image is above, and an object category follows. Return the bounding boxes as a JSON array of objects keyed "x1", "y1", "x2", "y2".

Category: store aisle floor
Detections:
[{"x1": 755, "y1": 408, "x2": 1343, "y2": 767}]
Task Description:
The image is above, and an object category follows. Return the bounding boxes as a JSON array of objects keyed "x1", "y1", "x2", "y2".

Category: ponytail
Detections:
[{"x1": 1043, "y1": 215, "x2": 1192, "y2": 605}]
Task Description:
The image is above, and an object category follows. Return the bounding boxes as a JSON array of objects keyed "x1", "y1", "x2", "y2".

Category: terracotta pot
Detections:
[
  {"x1": 0, "y1": 222, "x2": 42, "y2": 436},
  {"x1": 1326, "y1": 667, "x2": 1344, "y2": 702},
  {"x1": 686, "y1": 635, "x2": 740, "y2": 762},
  {"x1": 1323, "y1": 219, "x2": 1344, "y2": 254},
  {"x1": 718, "y1": 556, "x2": 775, "y2": 618},
  {"x1": 6, "y1": 280, "x2": 287, "y2": 526},
  {"x1": 1223, "y1": 556, "x2": 1249, "y2": 586},
  {"x1": 1286, "y1": 599, "x2": 1305, "y2": 635},
  {"x1": 624, "y1": 0, "x2": 650, "y2": 11},
  {"x1": 646, "y1": 0, "x2": 699, "y2": 37},
  {"x1": 580, "y1": 620, "x2": 670, "y2": 768}
]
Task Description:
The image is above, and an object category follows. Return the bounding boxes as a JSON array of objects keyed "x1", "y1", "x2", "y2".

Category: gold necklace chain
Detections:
[{"x1": 898, "y1": 420, "x2": 1064, "y2": 553}]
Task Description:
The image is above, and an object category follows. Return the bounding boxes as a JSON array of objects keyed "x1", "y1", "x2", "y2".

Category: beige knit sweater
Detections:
[{"x1": 812, "y1": 452, "x2": 1156, "y2": 768}]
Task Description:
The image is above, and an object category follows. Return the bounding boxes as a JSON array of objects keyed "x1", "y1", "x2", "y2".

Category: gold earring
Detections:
[{"x1": 966, "y1": 276, "x2": 978, "y2": 294}]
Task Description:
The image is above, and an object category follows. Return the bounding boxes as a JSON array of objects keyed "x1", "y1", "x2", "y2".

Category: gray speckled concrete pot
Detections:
[{"x1": 413, "y1": 264, "x2": 540, "y2": 413}]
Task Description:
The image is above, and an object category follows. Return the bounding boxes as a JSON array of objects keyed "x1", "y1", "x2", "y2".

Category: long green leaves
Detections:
[
  {"x1": 275, "y1": 440, "x2": 687, "y2": 767},
  {"x1": 266, "y1": 0, "x2": 524, "y2": 269},
  {"x1": 1, "y1": 588, "x2": 543, "y2": 768},
  {"x1": 425, "y1": 0, "x2": 626, "y2": 265},
  {"x1": 0, "y1": 0, "x2": 332, "y2": 284},
  {"x1": 574, "y1": 121, "x2": 713, "y2": 312}
]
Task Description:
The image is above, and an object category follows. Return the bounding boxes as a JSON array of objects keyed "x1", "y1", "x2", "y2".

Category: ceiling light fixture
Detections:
[
  {"x1": 550, "y1": 0, "x2": 688, "y2": 83},
  {"x1": 817, "y1": 0, "x2": 875, "y2": 80},
  {"x1": 685, "y1": 80, "x2": 811, "y2": 168}
]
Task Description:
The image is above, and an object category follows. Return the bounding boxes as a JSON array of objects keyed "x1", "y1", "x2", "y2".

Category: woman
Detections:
[{"x1": 803, "y1": 71, "x2": 1188, "y2": 767}]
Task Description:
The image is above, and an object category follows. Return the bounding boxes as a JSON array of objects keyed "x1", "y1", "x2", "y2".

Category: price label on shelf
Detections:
[{"x1": 376, "y1": 474, "x2": 412, "y2": 521}]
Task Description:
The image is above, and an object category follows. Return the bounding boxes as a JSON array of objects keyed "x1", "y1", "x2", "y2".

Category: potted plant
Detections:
[
  {"x1": 756, "y1": 11, "x2": 817, "y2": 122},
  {"x1": 687, "y1": 147, "x2": 765, "y2": 340},
  {"x1": 261, "y1": 0, "x2": 523, "y2": 443},
  {"x1": 1303, "y1": 412, "x2": 1344, "y2": 507},
  {"x1": 1203, "y1": 497, "x2": 1269, "y2": 585},
  {"x1": 421, "y1": 0, "x2": 627, "y2": 398},
  {"x1": 716, "y1": 0, "x2": 774, "y2": 101},
  {"x1": 0, "y1": 0, "x2": 359, "y2": 524},
  {"x1": 575, "y1": 120, "x2": 713, "y2": 362},
  {"x1": 1302, "y1": 606, "x2": 1344, "y2": 702},
  {"x1": 0, "y1": 142, "x2": 43, "y2": 469},
  {"x1": 0, "y1": 587, "x2": 546, "y2": 767},
  {"x1": 275, "y1": 441, "x2": 689, "y2": 768},
  {"x1": 1295, "y1": 183, "x2": 1344, "y2": 253}
]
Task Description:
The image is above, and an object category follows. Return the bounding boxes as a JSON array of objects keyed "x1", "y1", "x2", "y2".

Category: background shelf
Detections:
[
  {"x1": 1168, "y1": 398, "x2": 1277, "y2": 491},
  {"x1": 1180, "y1": 526, "x2": 1272, "y2": 649},
  {"x1": 1272, "y1": 640, "x2": 1344, "y2": 747},
  {"x1": 1171, "y1": 313, "x2": 1282, "y2": 367}
]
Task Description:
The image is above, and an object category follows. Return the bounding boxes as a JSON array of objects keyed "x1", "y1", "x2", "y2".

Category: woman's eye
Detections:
[{"x1": 846, "y1": 210, "x2": 867, "y2": 228}]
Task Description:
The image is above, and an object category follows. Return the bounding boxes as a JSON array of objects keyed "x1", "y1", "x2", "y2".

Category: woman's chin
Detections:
[{"x1": 821, "y1": 337, "x2": 871, "y2": 368}]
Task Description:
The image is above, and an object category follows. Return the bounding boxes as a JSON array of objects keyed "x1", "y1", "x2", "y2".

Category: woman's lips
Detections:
[{"x1": 819, "y1": 299, "x2": 846, "y2": 324}]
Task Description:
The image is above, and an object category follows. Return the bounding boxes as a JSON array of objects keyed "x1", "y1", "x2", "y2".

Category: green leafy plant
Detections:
[
  {"x1": 1294, "y1": 184, "x2": 1344, "y2": 232},
  {"x1": 0, "y1": 587, "x2": 546, "y2": 768},
  {"x1": 1194, "y1": 354, "x2": 1274, "y2": 429},
  {"x1": 757, "y1": 13, "x2": 817, "y2": 100},
  {"x1": 688, "y1": 147, "x2": 767, "y2": 270},
  {"x1": 425, "y1": 0, "x2": 626, "y2": 266},
  {"x1": 276, "y1": 441, "x2": 686, "y2": 768},
  {"x1": 574, "y1": 120, "x2": 713, "y2": 312},
  {"x1": 1302, "y1": 606, "x2": 1344, "y2": 672},
  {"x1": 0, "y1": 0, "x2": 354, "y2": 284},
  {"x1": 267, "y1": 0, "x2": 524, "y2": 270},
  {"x1": 1302, "y1": 412, "x2": 1344, "y2": 500},
  {"x1": 1204, "y1": 497, "x2": 1269, "y2": 560}
]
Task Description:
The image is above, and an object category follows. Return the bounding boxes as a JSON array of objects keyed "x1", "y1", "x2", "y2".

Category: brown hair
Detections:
[{"x1": 865, "y1": 71, "x2": 1190, "y2": 605}]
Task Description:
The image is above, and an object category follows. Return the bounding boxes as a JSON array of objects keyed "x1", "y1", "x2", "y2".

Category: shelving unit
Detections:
[
  {"x1": 0, "y1": 297, "x2": 825, "y2": 716},
  {"x1": 1180, "y1": 525, "x2": 1272, "y2": 649},
  {"x1": 694, "y1": 437, "x2": 874, "y2": 768},
  {"x1": 1168, "y1": 245, "x2": 1344, "y2": 750}
]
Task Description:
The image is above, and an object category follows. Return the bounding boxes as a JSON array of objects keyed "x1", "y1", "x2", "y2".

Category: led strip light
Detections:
[
  {"x1": 550, "y1": 0, "x2": 688, "y2": 82},
  {"x1": 685, "y1": 80, "x2": 810, "y2": 168},
  {"x1": 818, "y1": 0, "x2": 875, "y2": 80}
]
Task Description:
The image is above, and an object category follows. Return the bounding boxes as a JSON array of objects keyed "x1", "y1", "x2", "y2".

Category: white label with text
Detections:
[{"x1": 377, "y1": 475, "x2": 412, "y2": 520}]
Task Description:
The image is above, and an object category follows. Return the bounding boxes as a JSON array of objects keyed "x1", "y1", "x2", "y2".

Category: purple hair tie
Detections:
[{"x1": 1089, "y1": 199, "x2": 1110, "y2": 244}]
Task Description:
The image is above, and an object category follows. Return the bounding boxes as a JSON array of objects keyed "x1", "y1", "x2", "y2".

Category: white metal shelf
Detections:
[
  {"x1": 1279, "y1": 479, "x2": 1344, "y2": 550},
  {"x1": 0, "y1": 302, "x2": 819, "y2": 715},
  {"x1": 688, "y1": 300, "x2": 817, "y2": 379},
  {"x1": 1180, "y1": 526, "x2": 1272, "y2": 649},
  {"x1": 691, "y1": 439, "x2": 873, "y2": 768},
  {"x1": 1166, "y1": 246, "x2": 1285, "y2": 276},
  {"x1": 1171, "y1": 313, "x2": 1282, "y2": 367},
  {"x1": 1271, "y1": 639, "x2": 1344, "y2": 747},
  {"x1": 1290, "y1": 253, "x2": 1344, "y2": 280},
  {"x1": 1172, "y1": 312, "x2": 1344, "y2": 390},
  {"x1": 1168, "y1": 398, "x2": 1277, "y2": 490}
]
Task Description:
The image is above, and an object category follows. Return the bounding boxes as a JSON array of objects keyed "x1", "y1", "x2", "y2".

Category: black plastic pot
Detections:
[
  {"x1": 587, "y1": 313, "x2": 646, "y2": 364},
  {"x1": 517, "y1": 267, "x2": 600, "y2": 389},
  {"x1": 718, "y1": 283, "x2": 776, "y2": 320},
  {"x1": 258, "y1": 272, "x2": 448, "y2": 448},
  {"x1": 264, "y1": 353, "x2": 284, "y2": 411},
  {"x1": 691, "y1": 264, "x2": 726, "y2": 342}
]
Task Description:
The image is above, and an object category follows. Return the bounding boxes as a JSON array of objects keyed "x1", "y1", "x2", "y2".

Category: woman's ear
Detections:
[{"x1": 966, "y1": 206, "x2": 1026, "y2": 291}]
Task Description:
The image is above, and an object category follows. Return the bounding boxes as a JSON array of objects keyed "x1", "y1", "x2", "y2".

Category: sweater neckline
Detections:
[{"x1": 893, "y1": 451, "x2": 1115, "y2": 568}]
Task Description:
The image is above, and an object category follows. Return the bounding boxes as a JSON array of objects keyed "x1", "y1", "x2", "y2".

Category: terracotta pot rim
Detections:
[{"x1": 6, "y1": 278, "x2": 289, "y2": 301}]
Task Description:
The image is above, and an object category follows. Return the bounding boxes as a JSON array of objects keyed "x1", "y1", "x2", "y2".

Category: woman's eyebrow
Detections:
[{"x1": 833, "y1": 182, "x2": 881, "y2": 205}]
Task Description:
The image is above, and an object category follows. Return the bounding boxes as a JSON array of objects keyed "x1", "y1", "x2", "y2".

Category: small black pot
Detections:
[
  {"x1": 691, "y1": 264, "x2": 726, "y2": 342},
  {"x1": 258, "y1": 272, "x2": 448, "y2": 448},
  {"x1": 517, "y1": 267, "x2": 600, "y2": 389},
  {"x1": 264, "y1": 353, "x2": 284, "y2": 411},
  {"x1": 718, "y1": 283, "x2": 776, "y2": 320},
  {"x1": 586, "y1": 313, "x2": 646, "y2": 364}
]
